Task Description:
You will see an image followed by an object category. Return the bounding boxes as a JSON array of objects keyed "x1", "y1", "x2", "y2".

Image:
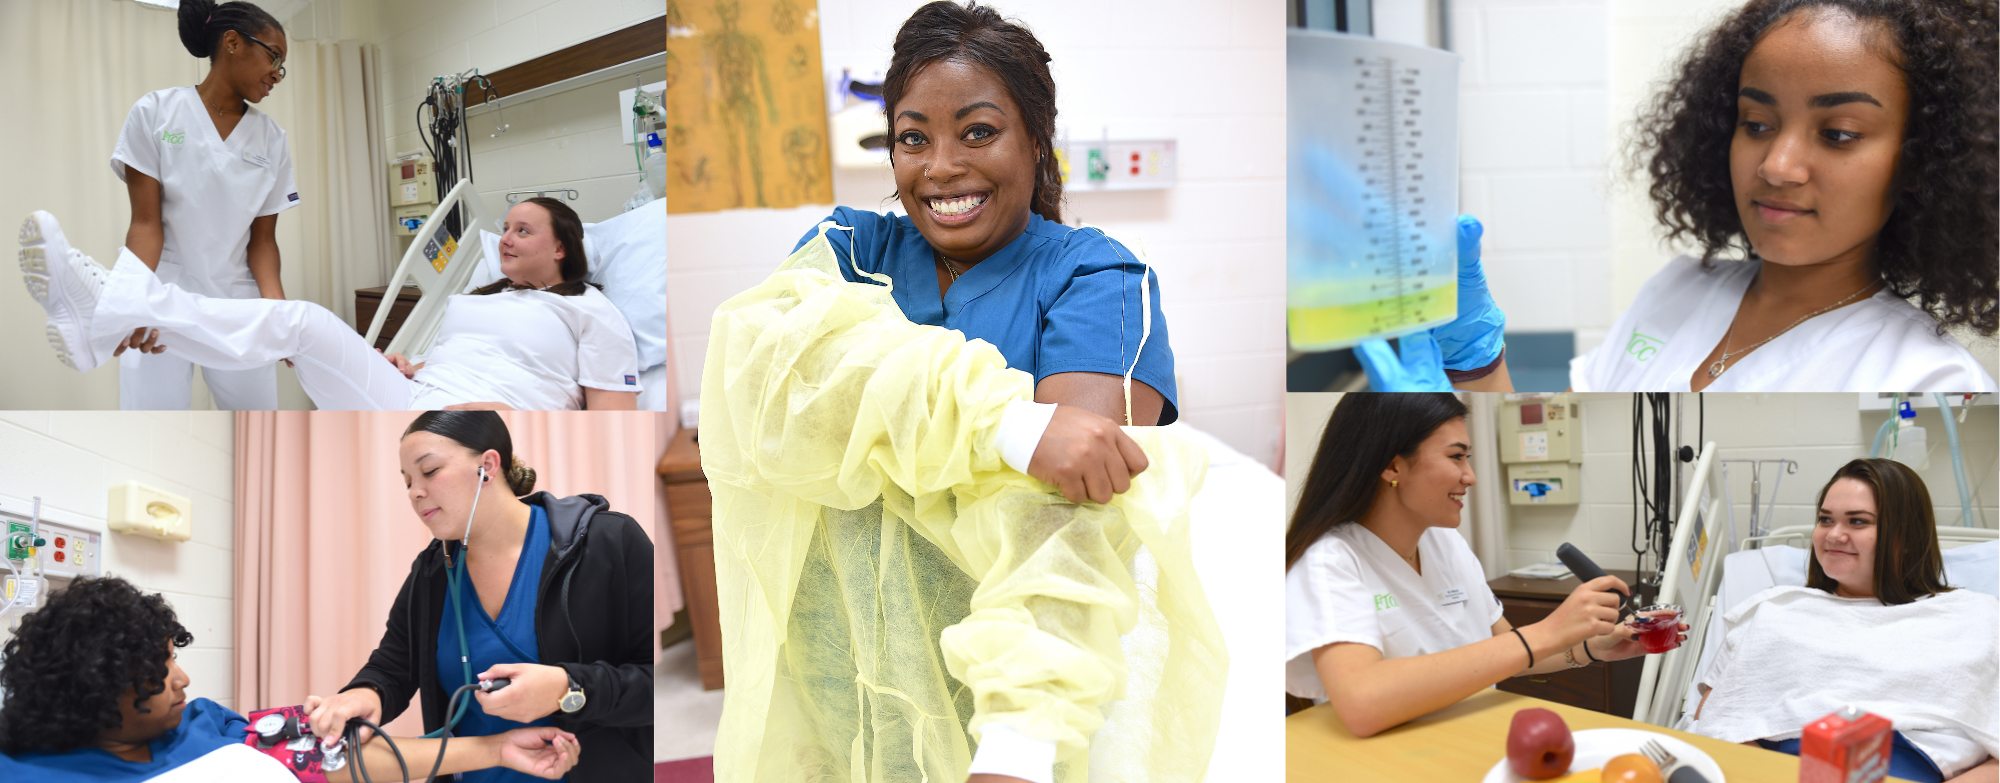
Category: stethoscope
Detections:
[{"x1": 428, "y1": 463, "x2": 506, "y2": 738}]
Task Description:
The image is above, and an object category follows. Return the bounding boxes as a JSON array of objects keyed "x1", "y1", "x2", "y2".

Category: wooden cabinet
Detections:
[
  {"x1": 658, "y1": 428, "x2": 724, "y2": 690},
  {"x1": 1488, "y1": 570, "x2": 1656, "y2": 720},
  {"x1": 354, "y1": 285, "x2": 423, "y2": 351}
]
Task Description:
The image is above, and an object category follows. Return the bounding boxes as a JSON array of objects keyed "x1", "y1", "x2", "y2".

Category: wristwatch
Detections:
[{"x1": 559, "y1": 674, "x2": 586, "y2": 714}]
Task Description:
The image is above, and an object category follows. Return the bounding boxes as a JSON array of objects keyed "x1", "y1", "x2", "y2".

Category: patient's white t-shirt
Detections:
[
  {"x1": 1693, "y1": 587, "x2": 1995, "y2": 777},
  {"x1": 1285, "y1": 522, "x2": 1504, "y2": 699},
  {"x1": 410, "y1": 286, "x2": 641, "y2": 410}
]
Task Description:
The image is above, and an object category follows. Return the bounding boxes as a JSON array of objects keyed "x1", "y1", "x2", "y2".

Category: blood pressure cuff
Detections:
[
  {"x1": 699, "y1": 223, "x2": 1227, "y2": 783},
  {"x1": 239, "y1": 705, "x2": 331, "y2": 782}
]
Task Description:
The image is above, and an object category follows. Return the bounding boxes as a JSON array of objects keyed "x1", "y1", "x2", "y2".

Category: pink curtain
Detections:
[{"x1": 235, "y1": 411, "x2": 667, "y2": 737}]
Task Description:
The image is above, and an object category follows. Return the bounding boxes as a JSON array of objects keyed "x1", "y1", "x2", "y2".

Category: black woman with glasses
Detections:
[{"x1": 92, "y1": 0, "x2": 297, "y2": 410}]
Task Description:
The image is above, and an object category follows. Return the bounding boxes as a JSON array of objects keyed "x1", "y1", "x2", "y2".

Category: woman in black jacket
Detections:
[{"x1": 307, "y1": 411, "x2": 653, "y2": 782}]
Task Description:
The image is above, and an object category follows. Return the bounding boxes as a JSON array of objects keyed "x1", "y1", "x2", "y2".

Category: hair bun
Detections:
[
  {"x1": 506, "y1": 455, "x2": 537, "y2": 495},
  {"x1": 177, "y1": 0, "x2": 219, "y2": 58}
]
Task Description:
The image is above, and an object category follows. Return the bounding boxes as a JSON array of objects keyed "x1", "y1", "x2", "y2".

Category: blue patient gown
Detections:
[
  {"x1": 0, "y1": 698, "x2": 249, "y2": 781},
  {"x1": 794, "y1": 207, "x2": 1181, "y2": 423},
  {"x1": 436, "y1": 504, "x2": 555, "y2": 783}
]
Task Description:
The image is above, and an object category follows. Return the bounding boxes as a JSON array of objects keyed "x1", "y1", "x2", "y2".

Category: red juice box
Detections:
[{"x1": 1798, "y1": 705, "x2": 1892, "y2": 783}]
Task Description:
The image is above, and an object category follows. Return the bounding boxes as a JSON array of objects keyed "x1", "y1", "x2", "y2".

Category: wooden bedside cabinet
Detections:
[
  {"x1": 658, "y1": 428, "x2": 723, "y2": 691},
  {"x1": 354, "y1": 285, "x2": 423, "y2": 351},
  {"x1": 1488, "y1": 569, "x2": 1658, "y2": 719}
]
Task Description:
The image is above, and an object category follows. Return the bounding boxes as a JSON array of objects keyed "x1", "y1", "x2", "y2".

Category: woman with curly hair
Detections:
[
  {"x1": 1364, "y1": 0, "x2": 1997, "y2": 392},
  {"x1": 1577, "y1": 0, "x2": 1998, "y2": 391},
  {"x1": 0, "y1": 576, "x2": 579, "y2": 781}
]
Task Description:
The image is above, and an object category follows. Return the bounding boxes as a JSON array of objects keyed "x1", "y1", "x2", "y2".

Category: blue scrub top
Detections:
[
  {"x1": 0, "y1": 697, "x2": 245, "y2": 781},
  {"x1": 794, "y1": 207, "x2": 1180, "y2": 424},
  {"x1": 437, "y1": 504, "x2": 554, "y2": 783}
]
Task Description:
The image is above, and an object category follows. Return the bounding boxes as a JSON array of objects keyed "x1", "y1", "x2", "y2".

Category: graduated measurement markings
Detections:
[{"x1": 1353, "y1": 56, "x2": 1433, "y2": 335}]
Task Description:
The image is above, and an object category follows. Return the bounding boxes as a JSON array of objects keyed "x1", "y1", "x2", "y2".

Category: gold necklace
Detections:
[
  {"x1": 201, "y1": 87, "x2": 244, "y2": 116},
  {"x1": 1709, "y1": 279, "x2": 1878, "y2": 378},
  {"x1": 934, "y1": 250, "x2": 962, "y2": 282}
]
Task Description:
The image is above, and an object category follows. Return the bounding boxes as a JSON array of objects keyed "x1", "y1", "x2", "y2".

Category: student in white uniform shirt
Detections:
[
  {"x1": 110, "y1": 0, "x2": 299, "y2": 410},
  {"x1": 1357, "y1": 0, "x2": 1997, "y2": 393},
  {"x1": 1284, "y1": 394, "x2": 1688, "y2": 737},
  {"x1": 19, "y1": 198, "x2": 641, "y2": 411}
]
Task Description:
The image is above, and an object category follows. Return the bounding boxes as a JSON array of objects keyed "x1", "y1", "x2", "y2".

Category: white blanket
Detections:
[{"x1": 1692, "y1": 586, "x2": 1999, "y2": 776}]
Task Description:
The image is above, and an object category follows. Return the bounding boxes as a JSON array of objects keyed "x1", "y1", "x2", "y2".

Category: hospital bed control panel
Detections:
[{"x1": 1499, "y1": 393, "x2": 1581, "y2": 505}]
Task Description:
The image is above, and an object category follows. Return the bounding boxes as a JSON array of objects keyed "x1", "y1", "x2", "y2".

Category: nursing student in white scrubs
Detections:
[
  {"x1": 1362, "y1": 0, "x2": 1996, "y2": 393},
  {"x1": 1284, "y1": 394, "x2": 1688, "y2": 737},
  {"x1": 111, "y1": 0, "x2": 297, "y2": 409}
]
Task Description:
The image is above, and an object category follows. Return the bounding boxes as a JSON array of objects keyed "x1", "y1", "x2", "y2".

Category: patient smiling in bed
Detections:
[{"x1": 1689, "y1": 459, "x2": 1999, "y2": 783}]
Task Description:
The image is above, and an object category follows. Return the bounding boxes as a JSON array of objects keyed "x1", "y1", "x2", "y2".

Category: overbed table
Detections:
[{"x1": 1286, "y1": 688, "x2": 1922, "y2": 782}]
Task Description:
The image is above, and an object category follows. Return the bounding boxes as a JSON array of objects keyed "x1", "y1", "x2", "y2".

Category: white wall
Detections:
[
  {"x1": 1506, "y1": 394, "x2": 2000, "y2": 573},
  {"x1": 367, "y1": 0, "x2": 665, "y2": 226},
  {"x1": 0, "y1": 412, "x2": 238, "y2": 712},
  {"x1": 669, "y1": 0, "x2": 1287, "y2": 469},
  {"x1": 1447, "y1": 0, "x2": 1613, "y2": 343}
]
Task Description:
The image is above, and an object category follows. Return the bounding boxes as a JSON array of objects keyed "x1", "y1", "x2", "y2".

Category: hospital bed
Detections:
[
  {"x1": 1629, "y1": 442, "x2": 2000, "y2": 729},
  {"x1": 361, "y1": 179, "x2": 670, "y2": 410}
]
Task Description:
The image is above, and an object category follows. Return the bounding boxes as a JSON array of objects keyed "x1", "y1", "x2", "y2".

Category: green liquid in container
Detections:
[{"x1": 1287, "y1": 283, "x2": 1456, "y2": 352}]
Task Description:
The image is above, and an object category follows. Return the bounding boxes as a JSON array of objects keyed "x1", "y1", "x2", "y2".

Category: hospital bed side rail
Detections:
[
  {"x1": 1634, "y1": 441, "x2": 1721, "y2": 726},
  {"x1": 362, "y1": 178, "x2": 490, "y2": 357}
]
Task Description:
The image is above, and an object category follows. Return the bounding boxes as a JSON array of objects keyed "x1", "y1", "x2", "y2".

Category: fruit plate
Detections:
[{"x1": 1481, "y1": 728, "x2": 1727, "y2": 783}]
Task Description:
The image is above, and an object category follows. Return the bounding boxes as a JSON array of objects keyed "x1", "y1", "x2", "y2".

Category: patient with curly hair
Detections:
[{"x1": 0, "y1": 577, "x2": 580, "y2": 781}]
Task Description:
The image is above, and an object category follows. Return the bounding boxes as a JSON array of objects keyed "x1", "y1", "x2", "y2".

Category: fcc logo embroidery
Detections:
[
  {"x1": 624, "y1": 375, "x2": 637, "y2": 386},
  {"x1": 287, "y1": 193, "x2": 299, "y2": 202}
]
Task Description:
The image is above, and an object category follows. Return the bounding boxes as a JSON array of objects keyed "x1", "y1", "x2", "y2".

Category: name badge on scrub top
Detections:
[
  {"x1": 1436, "y1": 587, "x2": 1468, "y2": 607},
  {"x1": 243, "y1": 150, "x2": 271, "y2": 168}
]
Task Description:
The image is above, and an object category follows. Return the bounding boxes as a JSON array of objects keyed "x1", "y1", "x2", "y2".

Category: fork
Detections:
[{"x1": 1640, "y1": 739, "x2": 1707, "y2": 782}]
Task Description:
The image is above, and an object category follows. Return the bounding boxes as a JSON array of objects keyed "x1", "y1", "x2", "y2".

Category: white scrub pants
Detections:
[
  {"x1": 93, "y1": 249, "x2": 415, "y2": 410},
  {"x1": 119, "y1": 351, "x2": 277, "y2": 410}
]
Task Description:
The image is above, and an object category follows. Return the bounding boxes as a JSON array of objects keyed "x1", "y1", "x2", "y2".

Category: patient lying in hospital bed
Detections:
[
  {"x1": 0, "y1": 577, "x2": 580, "y2": 781},
  {"x1": 18, "y1": 199, "x2": 640, "y2": 411},
  {"x1": 1684, "y1": 459, "x2": 1999, "y2": 783}
]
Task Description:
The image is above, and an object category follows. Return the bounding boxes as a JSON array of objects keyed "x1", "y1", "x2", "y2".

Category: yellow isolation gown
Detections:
[{"x1": 699, "y1": 223, "x2": 1227, "y2": 782}]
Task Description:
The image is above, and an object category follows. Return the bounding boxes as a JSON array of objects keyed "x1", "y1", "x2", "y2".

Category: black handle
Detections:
[
  {"x1": 477, "y1": 677, "x2": 512, "y2": 693},
  {"x1": 1556, "y1": 542, "x2": 1629, "y2": 616},
  {"x1": 1668, "y1": 765, "x2": 1710, "y2": 783}
]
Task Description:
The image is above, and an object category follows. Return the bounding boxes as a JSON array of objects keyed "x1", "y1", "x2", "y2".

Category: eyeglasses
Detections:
[{"x1": 241, "y1": 32, "x2": 286, "y2": 79}]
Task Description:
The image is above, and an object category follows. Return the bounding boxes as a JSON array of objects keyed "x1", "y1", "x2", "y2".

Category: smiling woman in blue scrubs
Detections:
[{"x1": 795, "y1": 2, "x2": 1175, "y2": 510}]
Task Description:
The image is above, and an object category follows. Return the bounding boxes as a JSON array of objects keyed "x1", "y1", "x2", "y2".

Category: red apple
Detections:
[{"x1": 1506, "y1": 708, "x2": 1575, "y2": 779}]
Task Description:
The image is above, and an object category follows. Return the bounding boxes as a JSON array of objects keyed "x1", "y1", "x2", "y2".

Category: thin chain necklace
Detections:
[
  {"x1": 1709, "y1": 279, "x2": 1878, "y2": 378},
  {"x1": 200, "y1": 86, "x2": 244, "y2": 116},
  {"x1": 934, "y1": 250, "x2": 963, "y2": 282}
]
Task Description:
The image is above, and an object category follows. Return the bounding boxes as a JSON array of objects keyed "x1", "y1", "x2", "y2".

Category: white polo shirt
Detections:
[{"x1": 1285, "y1": 522, "x2": 1504, "y2": 699}]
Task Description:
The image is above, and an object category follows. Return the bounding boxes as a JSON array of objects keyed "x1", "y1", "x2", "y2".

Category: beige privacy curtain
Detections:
[{"x1": 283, "y1": 39, "x2": 390, "y2": 325}]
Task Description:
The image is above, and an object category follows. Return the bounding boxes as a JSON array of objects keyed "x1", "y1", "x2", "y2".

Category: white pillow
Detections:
[{"x1": 471, "y1": 199, "x2": 666, "y2": 370}]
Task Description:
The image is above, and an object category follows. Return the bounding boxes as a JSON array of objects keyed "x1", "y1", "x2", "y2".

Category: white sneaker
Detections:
[{"x1": 18, "y1": 211, "x2": 107, "y2": 372}]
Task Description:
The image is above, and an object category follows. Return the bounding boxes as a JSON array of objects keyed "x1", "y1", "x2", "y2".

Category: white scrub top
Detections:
[
  {"x1": 1285, "y1": 522, "x2": 1505, "y2": 700},
  {"x1": 111, "y1": 85, "x2": 298, "y2": 299},
  {"x1": 1572, "y1": 255, "x2": 1997, "y2": 392},
  {"x1": 409, "y1": 285, "x2": 642, "y2": 410}
]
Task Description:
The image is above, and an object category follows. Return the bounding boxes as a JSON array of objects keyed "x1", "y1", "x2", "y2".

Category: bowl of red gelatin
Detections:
[{"x1": 1629, "y1": 604, "x2": 1683, "y2": 654}]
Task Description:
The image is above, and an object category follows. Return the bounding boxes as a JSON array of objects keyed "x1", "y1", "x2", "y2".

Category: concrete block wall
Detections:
[
  {"x1": 669, "y1": 0, "x2": 1287, "y2": 469},
  {"x1": 1449, "y1": 0, "x2": 1614, "y2": 346},
  {"x1": 1508, "y1": 394, "x2": 2000, "y2": 573},
  {"x1": 0, "y1": 412, "x2": 238, "y2": 711}
]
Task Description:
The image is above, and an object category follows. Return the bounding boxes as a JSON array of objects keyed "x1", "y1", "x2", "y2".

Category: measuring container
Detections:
[{"x1": 1288, "y1": 30, "x2": 1461, "y2": 351}]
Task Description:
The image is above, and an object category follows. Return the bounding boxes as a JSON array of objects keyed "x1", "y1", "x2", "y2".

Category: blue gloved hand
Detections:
[
  {"x1": 1430, "y1": 215, "x2": 1506, "y2": 371},
  {"x1": 1355, "y1": 330, "x2": 1454, "y2": 391}
]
